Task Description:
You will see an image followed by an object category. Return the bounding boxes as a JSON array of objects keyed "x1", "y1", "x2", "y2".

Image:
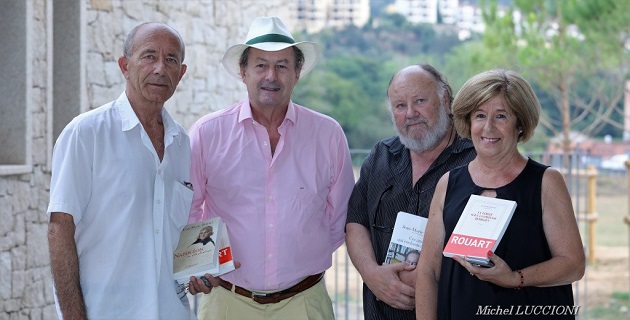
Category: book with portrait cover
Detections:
[
  {"x1": 173, "y1": 217, "x2": 235, "y2": 285},
  {"x1": 384, "y1": 211, "x2": 428, "y2": 265},
  {"x1": 442, "y1": 195, "x2": 517, "y2": 266}
]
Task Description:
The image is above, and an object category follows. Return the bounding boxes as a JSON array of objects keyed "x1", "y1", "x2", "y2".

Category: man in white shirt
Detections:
[{"x1": 47, "y1": 22, "x2": 194, "y2": 319}]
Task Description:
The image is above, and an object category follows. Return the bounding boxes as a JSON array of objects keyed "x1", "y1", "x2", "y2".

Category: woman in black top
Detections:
[{"x1": 416, "y1": 69, "x2": 585, "y2": 319}]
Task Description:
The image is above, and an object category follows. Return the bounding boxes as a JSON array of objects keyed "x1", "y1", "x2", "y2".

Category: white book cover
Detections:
[
  {"x1": 384, "y1": 211, "x2": 428, "y2": 265},
  {"x1": 173, "y1": 217, "x2": 222, "y2": 284},
  {"x1": 442, "y1": 195, "x2": 517, "y2": 263}
]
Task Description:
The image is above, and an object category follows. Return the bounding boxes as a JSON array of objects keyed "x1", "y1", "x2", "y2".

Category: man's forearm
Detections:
[
  {"x1": 345, "y1": 223, "x2": 378, "y2": 275},
  {"x1": 48, "y1": 212, "x2": 87, "y2": 319}
]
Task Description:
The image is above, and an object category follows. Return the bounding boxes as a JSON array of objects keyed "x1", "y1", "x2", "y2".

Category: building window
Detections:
[{"x1": 0, "y1": 1, "x2": 31, "y2": 175}]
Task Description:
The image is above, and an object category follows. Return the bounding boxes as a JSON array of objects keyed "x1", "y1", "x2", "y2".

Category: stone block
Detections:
[
  {"x1": 32, "y1": 57, "x2": 47, "y2": 89},
  {"x1": 104, "y1": 61, "x2": 123, "y2": 86},
  {"x1": 43, "y1": 272, "x2": 54, "y2": 304},
  {"x1": 3, "y1": 298, "x2": 20, "y2": 312},
  {"x1": 123, "y1": 0, "x2": 150, "y2": 21},
  {"x1": 11, "y1": 269, "x2": 25, "y2": 300},
  {"x1": 12, "y1": 181, "x2": 30, "y2": 213},
  {"x1": 0, "y1": 195, "x2": 14, "y2": 236},
  {"x1": 87, "y1": 52, "x2": 107, "y2": 86},
  {"x1": 12, "y1": 240, "x2": 26, "y2": 271},
  {"x1": 22, "y1": 270, "x2": 46, "y2": 307},
  {"x1": 28, "y1": 308, "x2": 44, "y2": 320},
  {"x1": 0, "y1": 252, "x2": 10, "y2": 299},
  {"x1": 43, "y1": 304, "x2": 57, "y2": 320},
  {"x1": 88, "y1": 17, "x2": 115, "y2": 59},
  {"x1": 33, "y1": 0, "x2": 46, "y2": 20},
  {"x1": 32, "y1": 104, "x2": 46, "y2": 138},
  {"x1": 90, "y1": 0, "x2": 113, "y2": 12},
  {"x1": 27, "y1": 224, "x2": 49, "y2": 268},
  {"x1": 90, "y1": 84, "x2": 125, "y2": 110}
]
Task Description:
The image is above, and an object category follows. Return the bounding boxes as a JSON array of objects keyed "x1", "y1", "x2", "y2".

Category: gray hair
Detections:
[
  {"x1": 123, "y1": 22, "x2": 185, "y2": 62},
  {"x1": 387, "y1": 63, "x2": 453, "y2": 109}
]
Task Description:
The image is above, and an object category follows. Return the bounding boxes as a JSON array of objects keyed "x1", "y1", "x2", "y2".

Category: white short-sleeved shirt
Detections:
[{"x1": 47, "y1": 92, "x2": 194, "y2": 320}]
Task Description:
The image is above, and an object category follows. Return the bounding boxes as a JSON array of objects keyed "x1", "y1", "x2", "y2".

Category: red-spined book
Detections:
[
  {"x1": 442, "y1": 195, "x2": 517, "y2": 267},
  {"x1": 214, "y1": 220, "x2": 235, "y2": 277},
  {"x1": 173, "y1": 217, "x2": 235, "y2": 285}
]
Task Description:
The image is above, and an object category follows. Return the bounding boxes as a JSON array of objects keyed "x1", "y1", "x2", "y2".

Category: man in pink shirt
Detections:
[{"x1": 187, "y1": 16, "x2": 355, "y2": 319}]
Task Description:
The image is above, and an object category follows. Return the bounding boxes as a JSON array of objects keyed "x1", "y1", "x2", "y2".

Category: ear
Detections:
[
  {"x1": 442, "y1": 92, "x2": 451, "y2": 110},
  {"x1": 239, "y1": 67, "x2": 247, "y2": 84},
  {"x1": 179, "y1": 64, "x2": 187, "y2": 81},
  {"x1": 295, "y1": 67, "x2": 302, "y2": 82},
  {"x1": 118, "y1": 56, "x2": 129, "y2": 79}
]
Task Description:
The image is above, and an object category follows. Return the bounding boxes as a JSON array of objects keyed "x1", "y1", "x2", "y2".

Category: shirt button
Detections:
[
  {"x1": 267, "y1": 195, "x2": 272, "y2": 200},
  {"x1": 267, "y1": 253, "x2": 273, "y2": 260},
  {"x1": 155, "y1": 230, "x2": 160, "y2": 234},
  {"x1": 156, "y1": 199, "x2": 161, "y2": 204},
  {"x1": 263, "y1": 141, "x2": 268, "y2": 146},
  {"x1": 267, "y1": 224, "x2": 273, "y2": 229}
]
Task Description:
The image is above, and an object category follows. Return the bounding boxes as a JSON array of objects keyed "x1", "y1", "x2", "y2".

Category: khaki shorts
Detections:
[{"x1": 196, "y1": 279, "x2": 334, "y2": 320}]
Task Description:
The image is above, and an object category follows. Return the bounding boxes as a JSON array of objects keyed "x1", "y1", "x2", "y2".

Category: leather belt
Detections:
[{"x1": 218, "y1": 272, "x2": 324, "y2": 304}]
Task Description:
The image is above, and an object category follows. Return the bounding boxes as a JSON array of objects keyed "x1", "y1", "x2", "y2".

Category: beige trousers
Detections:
[{"x1": 196, "y1": 279, "x2": 334, "y2": 320}]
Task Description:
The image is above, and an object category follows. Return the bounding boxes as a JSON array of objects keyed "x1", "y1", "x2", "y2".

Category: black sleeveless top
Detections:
[{"x1": 437, "y1": 159, "x2": 576, "y2": 319}]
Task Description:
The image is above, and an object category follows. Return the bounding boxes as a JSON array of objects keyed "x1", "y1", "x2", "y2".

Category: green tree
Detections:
[
  {"x1": 293, "y1": 55, "x2": 397, "y2": 150},
  {"x1": 478, "y1": 0, "x2": 629, "y2": 166}
]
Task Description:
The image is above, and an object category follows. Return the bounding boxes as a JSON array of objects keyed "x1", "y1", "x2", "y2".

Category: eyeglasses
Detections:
[
  {"x1": 372, "y1": 185, "x2": 394, "y2": 233},
  {"x1": 371, "y1": 184, "x2": 436, "y2": 232}
]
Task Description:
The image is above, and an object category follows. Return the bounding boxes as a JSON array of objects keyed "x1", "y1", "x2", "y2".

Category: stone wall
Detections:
[
  {"x1": 86, "y1": 0, "x2": 293, "y2": 129},
  {"x1": 1, "y1": 0, "x2": 291, "y2": 318}
]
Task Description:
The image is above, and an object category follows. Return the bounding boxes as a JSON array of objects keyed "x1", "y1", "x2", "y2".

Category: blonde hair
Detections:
[{"x1": 451, "y1": 69, "x2": 540, "y2": 143}]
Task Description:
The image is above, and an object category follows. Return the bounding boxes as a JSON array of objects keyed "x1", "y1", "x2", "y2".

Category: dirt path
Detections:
[{"x1": 583, "y1": 246, "x2": 629, "y2": 308}]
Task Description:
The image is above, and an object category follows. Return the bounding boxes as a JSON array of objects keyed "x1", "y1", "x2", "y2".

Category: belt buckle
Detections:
[{"x1": 251, "y1": 291, "x2": 271, "y2": 299}]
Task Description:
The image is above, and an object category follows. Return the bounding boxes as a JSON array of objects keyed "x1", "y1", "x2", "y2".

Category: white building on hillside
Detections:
[
  {"x1": 291, "y1": 0, "x2": 370, "y2": 33},
  {"x1": 394, "y1": 0, "x2": 439, "y2": 24},
  {"x1": 393, "y1": 0, "x2": 486, "y2": 40},
  {"x1": 439, "y1": 0, "x2": 460, "y2": 24}
]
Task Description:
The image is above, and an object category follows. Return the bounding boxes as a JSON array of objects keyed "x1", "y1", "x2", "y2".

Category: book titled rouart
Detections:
[
  {"x1": 442, "y1": 195, "x2": 517, "y2": 266},
  {"x1": 173, "y1": 217, "x2": 235, "y2": 285},
  {"x1": 384, "y1": 211, "x2": 428, "y2": 265}
]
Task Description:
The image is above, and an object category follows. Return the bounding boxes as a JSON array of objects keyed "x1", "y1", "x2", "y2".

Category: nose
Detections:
[
  {"x1": 265, "y1": 67, "x2": 278, "y2": 80},
  {"x1": 484, "y1": 118, "x2": 496, "y2": 131},
  {"x1": 405, "y1": 103, "x2": 418, "y2": 118},
  {"x1": 153, "y1": 57, "x2": 166, "y2": 75}
]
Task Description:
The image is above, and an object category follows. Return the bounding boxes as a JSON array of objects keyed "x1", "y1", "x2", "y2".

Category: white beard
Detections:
[{"x1": 395, "y1": 105, "x2": 451, "y2": 152}]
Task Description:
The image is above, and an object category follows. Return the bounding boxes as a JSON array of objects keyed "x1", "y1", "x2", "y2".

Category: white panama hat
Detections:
[{"x1": 221, "y1": 16, "x2": 320, "y2": 80}]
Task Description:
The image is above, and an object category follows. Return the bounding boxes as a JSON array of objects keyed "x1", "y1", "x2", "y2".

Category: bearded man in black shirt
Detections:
[{"x1": 345, "y1": 64, "x2": 476, "y2": 320}]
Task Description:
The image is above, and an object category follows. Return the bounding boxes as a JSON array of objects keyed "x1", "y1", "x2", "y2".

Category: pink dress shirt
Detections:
[{"x1": 189, "y1": 99, "x2": 355, "y2": 292}]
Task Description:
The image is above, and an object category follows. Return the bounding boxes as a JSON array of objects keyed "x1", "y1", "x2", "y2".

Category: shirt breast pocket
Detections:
[
  {"x1": 293, "y1": 188, "x2": 326, "y2": 216},
  {"x1": 171, "y1": 181, "x2": 193, "y2": 229}
]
